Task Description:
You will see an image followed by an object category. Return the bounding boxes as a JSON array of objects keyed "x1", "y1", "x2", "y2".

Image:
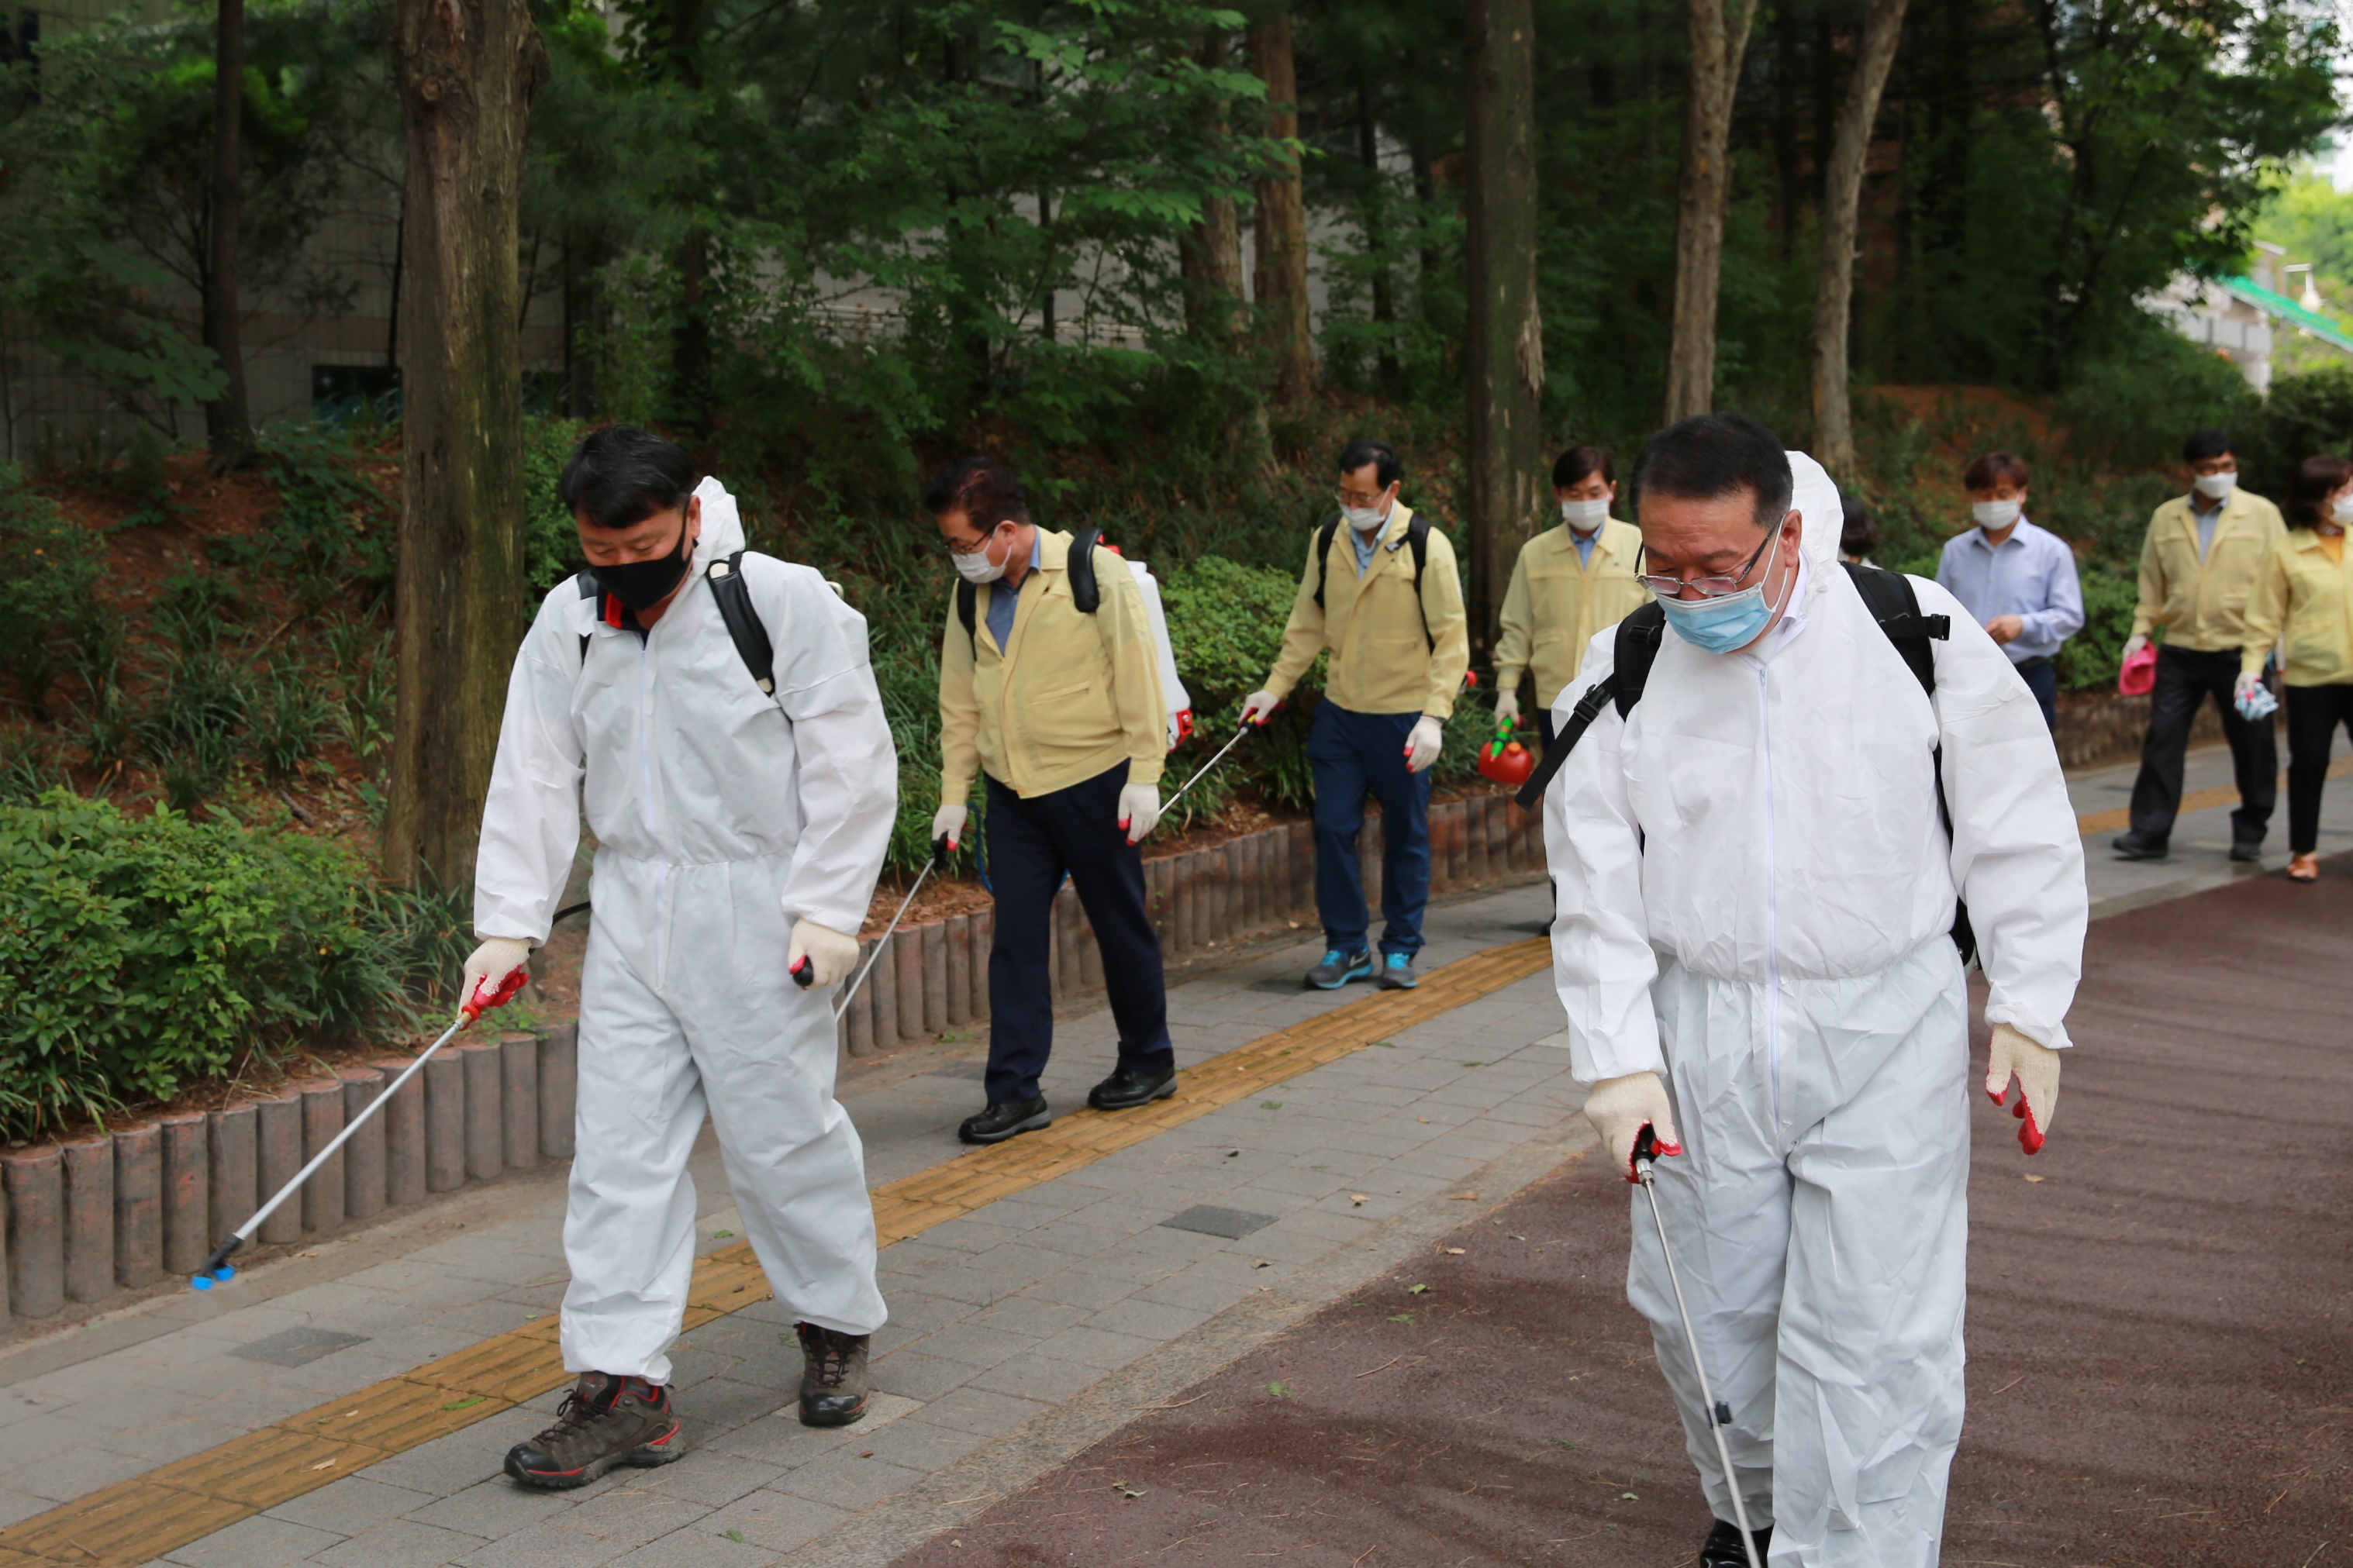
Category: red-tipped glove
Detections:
[
  {"x1": 1583, "y1": 1072, "x2": 1682, "y2": 1184},
  {"x1": 1985, "y1": 1022, "x2": 2061, "y2": 1154},
  {"x1": 460, "y1": 936, "x2": 532, "y2": 1021}
]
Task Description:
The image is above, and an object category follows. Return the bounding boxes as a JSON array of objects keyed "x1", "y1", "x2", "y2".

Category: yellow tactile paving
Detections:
[
  {"x1": 2074, "y1": 753, "x2": 2353, "y2": 836},
  {"x1": 0, "y1": 936, "x2": 1550, "y2": 1566}
]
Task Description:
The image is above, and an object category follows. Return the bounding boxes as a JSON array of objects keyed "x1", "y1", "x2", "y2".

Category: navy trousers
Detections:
[
  {"x1": 2016, "y1": 657, "x2": 2058, "y2": 730},
  {"x1": 1306, "y1": 702, "x2": 1433, "y2": 958},
  {"x1": 982, "y1": 763, "x2": 1172, "y2": 1106}
]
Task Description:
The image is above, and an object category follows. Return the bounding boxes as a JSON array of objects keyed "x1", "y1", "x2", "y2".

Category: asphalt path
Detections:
[{"x1": 890, "y1": 856, "x2": 2353, "y2": 1567}]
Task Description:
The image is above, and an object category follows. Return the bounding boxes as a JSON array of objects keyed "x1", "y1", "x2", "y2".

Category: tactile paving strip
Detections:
[{"x1": 0, "y1": 937, "x2": 1549, "y2": 1566}]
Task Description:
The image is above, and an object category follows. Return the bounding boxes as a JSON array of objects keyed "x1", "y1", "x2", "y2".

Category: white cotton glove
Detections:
[
  {"x1": 1985, "y1": 1022, "x2": 2061, "y2": 1156},
  {"x1": 2122, "y1": 633, "x2": 2149, "y2": 663},
  {"x1": 1582, "y1": 1072, "x2": 1682, "y2": 1184},
  {"x1": 1239, "y1": 690, "x2": 1280, "y2": 727},
  {"x1": 787, "y1": 918, "x2": 861, "y2": 988},
  {"x1": 459, "y1": 936, "x2": 533, "y2": 1020},
  {"x1": 1118, "y1": 782, "x2": 1161, "y2": 843},
  {"x1": 1403, "y1": 715, "x2": 1444, "y2": 774},
  {"x1": 930, "y1": 801, "x2": 968, "y2": 851},
  {"x1": 1494, "y1": 689, "x2": 1522, "y2": 729}
]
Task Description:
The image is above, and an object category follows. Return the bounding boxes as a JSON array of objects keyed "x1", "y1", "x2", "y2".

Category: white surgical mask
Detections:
[
  {"x1": 1561, "y1": 498, "x2": 1610, "y2": 532},
  {"x1": 1344, "y1": 503, "x2": 1389, "y2": 533},
  {"x1": 954, "y1": 532, "x2": 1008, "y2": 584},
  {"x1": 2193, "y1": 471, "x2": 2237, "y2": 501},
  {"x1": 2330, "y1": 494, "x2": 2353, "y2": 526},
  {"x1": 1972, "y1": 499, "x2": 2022, "y2": 532}
]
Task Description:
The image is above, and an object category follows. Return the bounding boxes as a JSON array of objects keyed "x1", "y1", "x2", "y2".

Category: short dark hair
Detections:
[
  {"x1": 1337, "y1": 439, "x2": 1402, "y2": 490},
  {"x1": 2286, "y1": 454, "x2": 2353, "y2": 529},
  {"x1": 1840, "y1": 493, "x2": 1881, "y2": 559},
  {"x1": 561, "y1": 425, "x2": 696, "y2": 530},
  {"x1": 1551, "y1": 445, "x2": 1614, "y2": 490},
  {"x1": 2182, "y1": 428, "x2": 2234, "y2": 464},
  {"x1": 1963, "y1": 450, "x2": 2030, "y2": 491},
  {"x1": 1630, "y1": 412, "x2": 1791, "y2": 531},
  {"x1": 921, "y1": 456, "x2": 1031, "y2": 532}
]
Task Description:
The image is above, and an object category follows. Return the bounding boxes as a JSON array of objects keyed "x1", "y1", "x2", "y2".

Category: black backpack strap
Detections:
[
  {"x1": 1311, "y1": 515, "x2": 1343, "y2": 610},
  {"x1": 1839, "y1": 561, "x2": 1975, "y2": 965},
  {"x1": 957, "y1": 579, "x2": 978, "y2": 645},
  {"x1": 1840, "y1": 560, "x2": 1946, "y2": 697},
  {"x1": 1069, "y1": 527, "x2": 1102, "y2": 613},
  {"x1": 1512, "y1": 602, "x2": 1668, "y2": 809},
  {"x1": 1405, "y1": 515, "x2": 1432, "y2": 648},
  {"x1": 706, "y1": 551, "x2": 776, "y2": 696}
]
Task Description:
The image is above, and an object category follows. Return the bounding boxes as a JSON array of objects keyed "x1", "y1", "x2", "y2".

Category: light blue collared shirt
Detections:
[
  {"x1": 1934, "y1": 517, "x2": 2085, "y2": 665},
  {"x1": 985, "y1": 533, "x2": 1044, "y2": 653}
]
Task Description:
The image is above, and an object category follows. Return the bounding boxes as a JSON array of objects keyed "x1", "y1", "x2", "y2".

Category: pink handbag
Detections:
[{"x1": 2117, "y1": 642, "x2": 2157, "y2": 697}]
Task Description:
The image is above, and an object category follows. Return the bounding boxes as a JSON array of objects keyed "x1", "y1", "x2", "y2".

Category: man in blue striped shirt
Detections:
[{"x1": 1935, "y1": 451, "x2": 2084, "y2": 729}]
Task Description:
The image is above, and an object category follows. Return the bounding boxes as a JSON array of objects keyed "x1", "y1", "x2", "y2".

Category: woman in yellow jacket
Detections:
[
  {"x1": 2241, "y1": 454, "x2": 2353, "y2": 882},
  {"x1": 1492, "y1": 446, "x2": 1651, "y2": 744}
]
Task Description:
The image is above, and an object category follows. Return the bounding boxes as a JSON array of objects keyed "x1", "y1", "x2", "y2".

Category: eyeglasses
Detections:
[
  {"x1": 938, "y1": 531, "x2": 995, "y2": 557},
  {"x1": 1634, "y1": 529, "x2": 1775, "y2": 599},
  {"x1": 1335, "y1": 487, "x2": 1389, "y2": 510}
]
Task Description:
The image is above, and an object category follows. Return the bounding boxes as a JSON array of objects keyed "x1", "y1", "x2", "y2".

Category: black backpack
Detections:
[
  {"x1": 1514, "y1": 560, "x2": 1975, "y2": 964},
  {"x1": 955, "y1": 526, "x2": 1102, "y2": 646},
  {"x1": 577, "y1": 552, "x2": 775, "y2": 694},
  {"x1": 1314, "y1": 512, "x2": 1435, "y2": 648}
]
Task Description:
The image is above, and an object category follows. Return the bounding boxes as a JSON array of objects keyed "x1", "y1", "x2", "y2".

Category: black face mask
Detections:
[{"x1": 598, "y1": 518, "x2": 692, "y2": 612}]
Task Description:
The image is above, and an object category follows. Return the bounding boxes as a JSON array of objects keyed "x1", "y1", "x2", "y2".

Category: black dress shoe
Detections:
[
  {"x1": 958, "y1": 1097, "x2": 1051, "y2": 1145},
  {"x1": 2231, "y1": 838, "x2": 2265, "y2": 862},
  {"x1": 2111, "y1": 831, "x2": 2168, "y2": 860},
  {"x1": 1089, "y1": 1061, "x2": 1178, "y2": 1111},
  {"x1": 1698, "y1": 1518, "x2": 1771, "y2": 1567}
]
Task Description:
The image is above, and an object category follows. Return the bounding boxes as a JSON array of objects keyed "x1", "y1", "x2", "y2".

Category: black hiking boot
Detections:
[
  {"x1": 795, "y1": 1322, "x2": 872, "y2": 1428},
  {"x1": 1088, "y1": 1062, "x2": 1177, "y2": 1111},
  {"x1": 958, "y1": 1096, "x2": 1051, "y2": 1145},
  {"x1": 503, "y1": 1373, "x2": 684, "y2": 1489},
  {"x1": 1698, "y1": 1518, "x2": 1772, "y2": 1567},
  {"x1": 2111, "y1": 831, "x2": 2168, "y2": 860}
]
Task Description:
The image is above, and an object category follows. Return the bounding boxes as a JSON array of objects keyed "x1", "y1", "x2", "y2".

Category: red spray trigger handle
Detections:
[
  {"x1": 1629, "y1": 1122, "x2": 1683, "y2": 1184},
  {"x1": 464, "y1": 965, "x2": 529, "y2": 1022},
  {"x1": 790, "y1": 956, "x2": 814, "y2": 988}
]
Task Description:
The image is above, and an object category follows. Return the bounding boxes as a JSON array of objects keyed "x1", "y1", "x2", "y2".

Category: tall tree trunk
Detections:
[
  {"x1": 668, "y1": 0, "x2": 711, "y2": 430},
  {"x1": 1179, "y1": 28, "x2": 1244, "y2": 340},
  {"x1": 1248, "y1": 11, "x2": 1313, "y2": 406},
  {"x1": 1662, "y1": 0, "x2": 1761, "y2": 422},
  {"x1": 1358, "y1": 85, "x2": 1399, "y2": 380},
  {"x1": 202, "y1": 0, "x2": 253, "y2": 470},
  {"x1": 1464, "y1": 0, "x2": 1545, "y2": 673},
  {"x1": 384, "y1": 0, "x2": 548, "y2": 891},
  {"x1": 1770, "y1": 0, "x2": 1801, "y2": 261},
  {"x1": 1809, "y1": 0, "x2": 1907, "y2": 476}
]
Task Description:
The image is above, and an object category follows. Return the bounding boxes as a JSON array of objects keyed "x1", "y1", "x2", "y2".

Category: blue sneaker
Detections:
[
  {"x1": 1378, "y1": 953, "x2": 1418, "y2": 990},
  {"x1": 1305, "y1": 949, "x2": 1373, "y2": 990}
]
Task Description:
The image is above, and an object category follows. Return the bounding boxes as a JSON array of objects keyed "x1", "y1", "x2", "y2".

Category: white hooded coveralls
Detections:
[
  {"x1": 476, "y1": 479, "x2": 896, "y2": 1383},
  {"x1": 1543, "y1": 454, "x2": 2086, "y2": 1566}
]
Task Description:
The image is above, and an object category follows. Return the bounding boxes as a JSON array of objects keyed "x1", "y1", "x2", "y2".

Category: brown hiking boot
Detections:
[
  {"x1": 795, "y1": 1322, "x2": 872, "y2": 1427},
  {"x1": 503, "y1": 1373, "x2": 685, "y2": 1488}
]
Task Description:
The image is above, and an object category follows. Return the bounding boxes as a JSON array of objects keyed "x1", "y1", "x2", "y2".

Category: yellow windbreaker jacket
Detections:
[
  {"x1": 938, "y1": 530, "x2": 1166, "y2": 802},
  {"x1": 2130, "y1": 488, "x2": 2286, "y2": 651},
  {"x1": 1493, "y1": 518, "x2": 1651, "y2": 708},
  {"x1": 2242, "y1": 529, "x2": 2353, "y2": 687},
  {"x1": 1262, "y1": 505, "x2": 1471, "y2": 719}
]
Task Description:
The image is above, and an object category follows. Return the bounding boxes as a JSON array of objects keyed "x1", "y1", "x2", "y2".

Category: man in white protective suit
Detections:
[
  {"x1": 458, "y1": 425, "x2": 897, "y2": 1490},
  {"x1": 1540, "y1": 412, "x2": 2086, "y2": 1567}
]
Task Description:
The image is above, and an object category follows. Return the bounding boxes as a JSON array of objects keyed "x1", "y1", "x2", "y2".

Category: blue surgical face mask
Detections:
[{"x1": 1656, "y1": 544, "x2": 1792, "y2": 655}]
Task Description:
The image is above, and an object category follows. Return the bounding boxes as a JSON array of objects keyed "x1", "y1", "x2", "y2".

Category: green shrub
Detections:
[
  {"x1": 0, "y1": 791, "x2": 457, "y2": 1139},
  {"x1": 1161, "y1": 556, "x2": 1320, "y2": 813},
  {"x1": 523, "y1": 415, "x2": 590, "y2": 595},
  {"x1": 0, "y1": 464, "x2": 105, "y2": 714}
]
